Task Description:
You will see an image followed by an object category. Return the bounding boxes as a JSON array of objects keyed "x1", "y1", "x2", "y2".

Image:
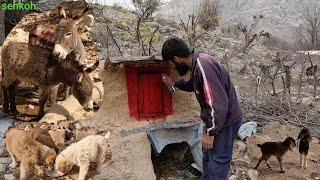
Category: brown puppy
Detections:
[
  {"x1": 6, "y1": 128, "x2": 57, "y2": 180},
  {"x1": 254, "y1": 137, "x2": 296, "y2": 173}
]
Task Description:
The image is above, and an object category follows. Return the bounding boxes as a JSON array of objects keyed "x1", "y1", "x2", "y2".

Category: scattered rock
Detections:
[
  {"x1": 49, "y1": 95, "x2": 83, "y2": 117},
  {"x1": 247, "y1": 169, "x2": 258, "y2": 180},
  {"x1": 74, "y1": 122, "x2": 83, "y2": 130},
  {"x1": 0, "y1": 158, "x2": 10, "y2": 164},
  {"x1": 75, "y1": 129, "x2": 97, "y2": 140},
  {"x1": 39, "y1": 113, "x2": 67, "y2": 125},
  {"x1": 0, "y1": 163, "x2": 7, "y2": 175},
  {"x1": 58, "y1": 121, "x2": 72, "y2": 130},
  {"x1": 229, "y1": 175, "x2": 238, "y2": 180},
  {"x1": 0, "y1": 141, "x2": 5, "y2": 156},
  {"x1": 49, "y1": 129, "x2": 66, "y2": 145},
  {"x1": 233, "y1": 140, "x2": 250, "y2": 163},
  {"x1": 40, "y1": 124, "x2": 50, "y2": 130},
  {"x1": 4, "y1": 174, "x2": 14, "y2": 180}
]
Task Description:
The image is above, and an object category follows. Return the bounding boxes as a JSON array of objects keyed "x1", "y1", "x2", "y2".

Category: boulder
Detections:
[
  {"x1": 0, "y1": 163, "x2": 6, "y2": 175},
  {"x1": 233, "y1": 140, "x2": 250, "y2": 163},
  {"x1": 0, "y1": 158, "x2": 10, "y2": 164},
  {"x1": 229, "y1": 175, "x2": 238, "y2": 180},
  {"x1": 74, "y1": 122, "x2": 83, "y2": 130},
  {"x1": 4, "y1": 174, "x2": 15, "y2": 180},
  {"x1": 39, "y1": 113, "x2": 67, "y2": 125},
  {"x1": 48, "y1": 95, "x2": 83, "y2": 118},
  {"x1": 75, "y1": 129, "x2": 97, "y2": 140},
  {"x1": 0, "y1": 141, "x2": 5, "y2": 156},
  {"x1": 58, "y1": 121, "x2": 72, "y2": 130},
  {"x1": 247, "y1": 169, "x2": 258, "y2": 180},
  {"x1": 49, "y1": 129, "x2": 66, "y2": 145}
]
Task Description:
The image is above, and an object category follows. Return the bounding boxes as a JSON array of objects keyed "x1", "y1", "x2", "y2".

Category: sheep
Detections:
[{"x1": 1, "y1": 42, "x2": 98, "y2": 120}]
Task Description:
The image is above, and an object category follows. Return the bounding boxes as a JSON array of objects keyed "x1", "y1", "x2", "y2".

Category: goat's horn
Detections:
[{"x1": 93, "y1": 85, "x2": 103, "y2": 100}]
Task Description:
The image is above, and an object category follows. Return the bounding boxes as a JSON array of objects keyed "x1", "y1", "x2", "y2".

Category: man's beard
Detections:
[{"x1": 175, "y1": 63, "x2": 190, "y2": 76}]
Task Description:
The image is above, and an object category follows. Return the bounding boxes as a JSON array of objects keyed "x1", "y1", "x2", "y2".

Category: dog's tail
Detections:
[
  {"x1": 105, "y1": 131, "x2": 111, "y2": 139},
  {"x1": 257, "y1": 144, "x2": 262, "y2": 148}
]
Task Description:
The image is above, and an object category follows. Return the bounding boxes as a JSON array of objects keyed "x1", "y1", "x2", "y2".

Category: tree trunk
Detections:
[
  {"x1": 136, "y1": 18, "x2": 147, "y2": 55},
  {"x1": 270, "y1": 79, "x2": 276, "y2": 96},
  {"x1": 298, "y1": 61, "x2": 305, "y2": 99},
  {"x1": 313, "y1": 74, "x2": 317, "y2": 98},
  {"x1": 136, "y1": 18, "x2": 142, "y2": 43}
]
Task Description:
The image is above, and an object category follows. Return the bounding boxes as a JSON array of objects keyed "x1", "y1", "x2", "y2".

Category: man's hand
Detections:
[
  {"x1": 202, "y1": 134, "x2": 214, "y2": 150},
  {"x1": 162, "y1": 74, "x2": 175, "y2": 86}
]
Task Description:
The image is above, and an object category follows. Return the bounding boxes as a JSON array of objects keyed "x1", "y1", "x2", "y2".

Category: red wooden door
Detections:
[{"x1": 138, "y1": 74, "x2": 163, "y2": 117}]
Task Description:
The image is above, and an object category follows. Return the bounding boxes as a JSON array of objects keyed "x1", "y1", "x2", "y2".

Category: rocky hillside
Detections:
[{"x1": 157, "y1": 0, "x2": 320, "y2": 44}]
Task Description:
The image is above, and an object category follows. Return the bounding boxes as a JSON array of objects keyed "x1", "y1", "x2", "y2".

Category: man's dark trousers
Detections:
[{"x1": 201, "y1": 120, "x2": 241, "y2": 180}]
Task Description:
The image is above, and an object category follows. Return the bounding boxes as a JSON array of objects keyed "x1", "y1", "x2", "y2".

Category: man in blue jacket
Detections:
[{"x1": 161, "y1": 37, "x2": 242, "y2": 180}]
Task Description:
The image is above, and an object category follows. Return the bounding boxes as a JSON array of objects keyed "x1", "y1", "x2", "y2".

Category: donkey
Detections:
[
  {"x1": 51, "y1": 7, "x2": 91, "y2": 103},
  {"x1": 1, "y1": 42, "x2": 98, "y2": 120},
  {"x1": 53, "y1": 6, "x2": 88, "y2": 63}
]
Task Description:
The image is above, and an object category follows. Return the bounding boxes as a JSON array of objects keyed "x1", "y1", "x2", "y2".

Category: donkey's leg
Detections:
[
  {"x1": 49, "y1": 85, "x2": 59, "y2": 105},
  {"x1": 8, "y1": 81, "x2": 19, "y2": 114},
  {"x1": 1, "y1": 84, "x2": 9, "y2": 113},
  {"x1": 38, "y1": 87, "x2": 51, "y2": 119}
]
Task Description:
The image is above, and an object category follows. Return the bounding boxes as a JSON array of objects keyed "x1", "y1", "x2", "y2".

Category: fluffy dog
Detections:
[
  {"x1": 297, "y1": 128, "x2": 312, "y2": 167},
  {"x1": 5, "y1": 128, "x2": 57, "y2": 180},
  {"x1": 254, "y1": 137, "x2": 296, "y2": 173},
  {"x1": 53, "y1": 132, "x2": 111, "y2": 180}
]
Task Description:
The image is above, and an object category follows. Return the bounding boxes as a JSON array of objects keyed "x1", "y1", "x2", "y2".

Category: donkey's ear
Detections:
[
  {"x1": 58, "y1": 7, "x2": 67, "y2": 19},
  {"x1": 72, "y1": 7, "x2": 90, "y2": 24},
  {"x1": 84, "y1": 61, "x2": 99, "y2": 73}
]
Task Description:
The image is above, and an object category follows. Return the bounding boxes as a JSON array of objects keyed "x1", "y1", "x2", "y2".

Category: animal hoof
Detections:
[{"x1": 280, "y1": 170, "x2": 285, "y2": 173}]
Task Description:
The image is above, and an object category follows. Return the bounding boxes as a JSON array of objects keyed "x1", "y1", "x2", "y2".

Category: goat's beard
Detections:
[{"x1": 175, "y1": 63, "x2": 190, "y2": 76}]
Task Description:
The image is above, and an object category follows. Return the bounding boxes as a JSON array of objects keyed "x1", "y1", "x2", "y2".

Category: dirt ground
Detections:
[
  {"x1": 250, "y1": 136, "x2": 319, "y2": 180},
  {"x1": 248, "y1": 122, "x2": 320, "y2": 180}
]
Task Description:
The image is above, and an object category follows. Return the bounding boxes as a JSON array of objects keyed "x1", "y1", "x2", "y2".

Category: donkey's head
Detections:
[
  {"x1": 53, "y1": 7, "x2": 89, "y2": 60},
  {"x1": 71, "y1": 61, "x2": 100, "y2": 111}
]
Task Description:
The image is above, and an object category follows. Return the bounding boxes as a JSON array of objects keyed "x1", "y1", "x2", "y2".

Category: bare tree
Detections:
[
  {"x1": 257, "y1": 53, "x2": 295, "y2": 96},
  {"x1": 307, "y1": 53, "x2": 318, "y2": 98},
  {"x1": 198, "y1": 0, "x2": 220, "y2": 30},
  {"x1": 132, "y1": 0, "x2": 162, "y2": 55},
  {"x1": 303, "y1": 5, "x2": 320, "y2": 49},
  {"x1": 179, "y1": 13, "x2": 208, "y2": 50},
  {"x1": 297, "y1": 2, "x2": 320, "y2": 50},
  {"x1": 238, "y1": 15, "x2": 270, "y2": 53}
]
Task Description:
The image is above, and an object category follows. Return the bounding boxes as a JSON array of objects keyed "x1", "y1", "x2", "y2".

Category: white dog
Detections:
[{"x1": 53, "y1": 132, "x2": 111, "y2": 180}]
